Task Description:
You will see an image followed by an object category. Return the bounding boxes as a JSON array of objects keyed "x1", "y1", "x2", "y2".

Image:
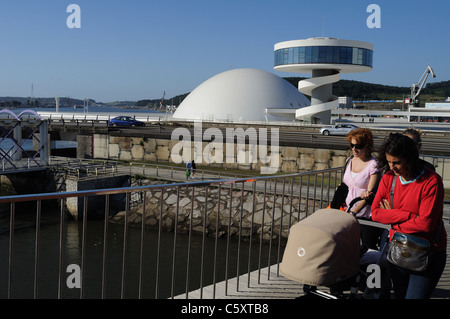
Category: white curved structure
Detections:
[
  {"x1": 172, "y1": 68, "x2": 310, "y2": 122},
  {"x1": 295, "y1": 72, "x2": 341, "y2": 120},
  {"x1": 274, "y1": 38, "x2": 373, "y2": 124},
  {"x1": 0, "y1": 109, "x2": 43, "y2": 121}
]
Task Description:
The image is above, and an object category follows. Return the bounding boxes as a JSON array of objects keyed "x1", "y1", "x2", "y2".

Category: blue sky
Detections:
[{"x1": 0, "y1": 0, "x2": 448, "y2": 102}]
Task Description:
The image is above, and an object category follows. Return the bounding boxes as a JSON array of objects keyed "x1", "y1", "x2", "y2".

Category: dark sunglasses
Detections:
[{"x1": 350, "y1": 143, "x2": 365, "y2": 149}]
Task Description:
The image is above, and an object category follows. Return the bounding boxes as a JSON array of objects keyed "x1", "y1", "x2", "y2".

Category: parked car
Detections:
[
  {"x1": 108, "y1": 116, "x2": 145, "y2": 127},
  {"x1": 319, "y1": 124, "x2": 358, "y2": 136}
]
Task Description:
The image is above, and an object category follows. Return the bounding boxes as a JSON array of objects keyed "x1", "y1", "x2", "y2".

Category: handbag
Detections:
[
  {"x1": 386, "y1": 176, "x2": 442, "y2": 272},
  {"x1": 329, "y1": 182, "x2": 348, "y2": 209},
  {"x1": 387, "y1": 232, "x2": 430, "y2": 272},
  {"x1": 329, "y1": 156, "x2": 352, "y2": 209}
]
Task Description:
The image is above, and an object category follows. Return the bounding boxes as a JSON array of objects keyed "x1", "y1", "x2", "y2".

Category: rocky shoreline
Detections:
[{"x1": 110, "y1": 179, "x2": 315, "y2": 243}]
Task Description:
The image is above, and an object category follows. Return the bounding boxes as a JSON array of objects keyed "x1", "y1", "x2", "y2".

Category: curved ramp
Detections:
[{"x1": 295, "y1": 72, "x2": 340, "y2": 120}]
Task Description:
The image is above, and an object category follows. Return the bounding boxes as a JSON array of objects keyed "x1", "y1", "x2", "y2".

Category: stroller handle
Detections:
[{"x1": 347, "y1": 197, "x2": 362, "y2": 216}]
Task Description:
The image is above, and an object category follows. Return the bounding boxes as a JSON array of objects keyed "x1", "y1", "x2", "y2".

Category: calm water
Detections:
[{"x1": 0, "y1": 209, "x2": 278, "y2": 299}]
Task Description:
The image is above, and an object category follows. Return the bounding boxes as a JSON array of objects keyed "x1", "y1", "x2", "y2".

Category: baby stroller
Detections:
[{"x1": 280, "y1": 197, "x2": 390, "y2": 299}]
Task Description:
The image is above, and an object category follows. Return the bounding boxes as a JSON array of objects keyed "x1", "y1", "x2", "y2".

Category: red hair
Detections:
[{"x1": 346, "y1": 128, "x2": 374, "y2": 155}]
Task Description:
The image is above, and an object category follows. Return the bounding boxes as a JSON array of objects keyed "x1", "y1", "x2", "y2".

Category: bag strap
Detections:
[
  {"x1": 390, "y1": 174, "x2": 442, "y2": 245},
  {"x1": 390, "y1": 175, "x2": 397, "y2": 209},
  {"x1": 343, "y1": 156, "x2": 358, "y2": 191},
  {"x1": 344, "y1": 155, "x2": 353, "y2": 174}
]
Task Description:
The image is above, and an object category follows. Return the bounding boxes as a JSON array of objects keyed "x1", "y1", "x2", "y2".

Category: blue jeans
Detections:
[{"x1": 389, "y1": 250, "x2": 447, "y2": 299}]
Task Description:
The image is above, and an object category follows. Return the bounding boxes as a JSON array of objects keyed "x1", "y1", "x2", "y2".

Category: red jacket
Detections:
[{"x1": 371, "y1": 169, "x2": 447, "y2": 251}]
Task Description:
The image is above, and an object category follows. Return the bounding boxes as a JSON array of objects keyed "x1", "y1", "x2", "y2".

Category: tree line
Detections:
[
  {"x1": 284, "y1": 77, "x2": 410, "y2": 101},
  {"x1": 0, "y1": 100, "x2": 40, "y2": 108},
  {"x1": 141, "y1": 78, "x2": 450, "y2": 108},
  {"x1": 284, "y1": 77, "x2": 450, "y2": 101},
  {"x1": 3, "y1": 78, "x2": 448, "y2": 109}
]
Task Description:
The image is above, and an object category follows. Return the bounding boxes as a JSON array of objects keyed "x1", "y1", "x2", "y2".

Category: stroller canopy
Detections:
[{"x1": 281, "y1": 208, "x2": 360, "y2": 286}]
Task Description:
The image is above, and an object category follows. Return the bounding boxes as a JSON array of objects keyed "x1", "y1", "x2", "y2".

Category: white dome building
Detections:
[{"x1": 172, "y1": 68, "x2": 310, "y2": 122}]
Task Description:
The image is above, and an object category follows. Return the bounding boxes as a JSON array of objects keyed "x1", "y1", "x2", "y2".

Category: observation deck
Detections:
[{"x1": 274, "y1": 37, "x2": 373, "y2": 124}]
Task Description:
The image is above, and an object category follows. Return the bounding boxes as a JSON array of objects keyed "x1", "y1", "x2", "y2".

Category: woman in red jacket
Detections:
[{"x1": 371, "y1": 133, "x2": 447, "y2": 299}]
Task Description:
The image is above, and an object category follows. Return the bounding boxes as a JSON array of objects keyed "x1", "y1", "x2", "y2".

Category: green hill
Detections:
[{"x1": 283, "y1": 77, "x2": 448, "y2": 104}]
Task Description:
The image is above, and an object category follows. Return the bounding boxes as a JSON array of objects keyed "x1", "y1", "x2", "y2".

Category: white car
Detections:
[{"x1": 319, "y1": 124, "x2": 358, "y2": 136}]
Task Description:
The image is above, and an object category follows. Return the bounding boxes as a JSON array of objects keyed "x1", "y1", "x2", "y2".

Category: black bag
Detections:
[
  {"x1": 330, "y1": 183, "x2": 349, "y2": 209},
  {"x1": 329, "y1": 156, "x2": 352, "y2": 209},
  {"x1": 386, "y1": 176, "x2": 442, "y2": 272}
]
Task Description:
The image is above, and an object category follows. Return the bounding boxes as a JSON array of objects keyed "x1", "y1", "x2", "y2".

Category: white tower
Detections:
[{"x1": 274, "y1": 37, "x2": 373, "y2": 124}]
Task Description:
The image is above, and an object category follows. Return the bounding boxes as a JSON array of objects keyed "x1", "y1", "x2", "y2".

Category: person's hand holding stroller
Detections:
[
  {"x1": 360, "y1": 190, "x2": 373, "y2": 200},
  {"x1": 360, "y1": 190, "x2": 376, "y2": 205}
]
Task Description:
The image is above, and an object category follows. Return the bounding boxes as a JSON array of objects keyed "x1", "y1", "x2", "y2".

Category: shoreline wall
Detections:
[{"x1": 92, "y1": 134, "x2": 351, "y2": 174}]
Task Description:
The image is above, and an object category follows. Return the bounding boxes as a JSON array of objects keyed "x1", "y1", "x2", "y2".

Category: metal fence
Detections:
[
  {"x1": 1, "y1": 157, "x2": 449, "y2": 299},
  {"x1": 0, "y1": 166, "x2": 344, "y2": 299}
]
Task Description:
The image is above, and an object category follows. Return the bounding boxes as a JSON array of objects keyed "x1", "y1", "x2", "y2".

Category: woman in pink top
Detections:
[{"x1": 343, "y1": 128, "x2": 381, "y2": 249}]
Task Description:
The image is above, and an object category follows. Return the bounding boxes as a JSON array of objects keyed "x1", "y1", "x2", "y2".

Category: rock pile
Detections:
[{"x1": 110, "y1": 179, "x2": 318, "y2": 243}]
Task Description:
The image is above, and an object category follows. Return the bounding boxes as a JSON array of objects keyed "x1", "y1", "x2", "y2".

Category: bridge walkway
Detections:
[{"x1": 175, "y1": 224, "x2": 450, "y2": 299}]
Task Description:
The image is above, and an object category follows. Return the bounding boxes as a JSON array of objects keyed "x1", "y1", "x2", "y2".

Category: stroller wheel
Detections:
[{"x1": 303, "y1": 285, "x2": 317, "y2": 293}]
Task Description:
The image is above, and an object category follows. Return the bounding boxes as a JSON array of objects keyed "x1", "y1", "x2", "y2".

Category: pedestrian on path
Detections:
[
  {"x1": 191, "y1": 160, "x2": 196, "y2": 178},
  {"x1": 186, "y1": 161, "x2": 191, "y2": 180}
]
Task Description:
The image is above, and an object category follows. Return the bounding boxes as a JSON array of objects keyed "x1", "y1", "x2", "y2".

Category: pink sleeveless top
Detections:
[{"x1": 343, "y1": 157, "x2": 379, "y2": 218}]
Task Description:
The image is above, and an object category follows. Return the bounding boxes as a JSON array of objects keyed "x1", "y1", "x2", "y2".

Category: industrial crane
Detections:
[
  {"x1": 159, "y1": 91, "x2": 166, "y2": 109},
  {"x1": 409, "y1": 66, "x2": 436, "y2": 107}
]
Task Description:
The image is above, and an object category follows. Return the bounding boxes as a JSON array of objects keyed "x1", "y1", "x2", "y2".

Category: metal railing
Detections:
[{"x1": 0, "y1": 167, "x2": 344, "y2": 299}]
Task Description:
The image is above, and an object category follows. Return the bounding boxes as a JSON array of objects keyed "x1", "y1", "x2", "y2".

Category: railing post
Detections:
[{"x1": 8, "y1": 202, "x2": 15, "y2": 298}]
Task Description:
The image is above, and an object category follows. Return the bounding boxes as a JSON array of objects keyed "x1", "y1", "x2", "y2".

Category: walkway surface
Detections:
[{"x1": 175, "y1": 223, "x2": 450, "y2": 299}]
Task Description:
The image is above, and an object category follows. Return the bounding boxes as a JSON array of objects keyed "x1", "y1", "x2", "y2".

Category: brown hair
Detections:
[
  {"x1": 346, "y1": 128, "x2": 374, "y2": 155},
  {"x1": 402, "y1": 128, "x2": 422, "y2": 147},
  {"x1": 376, "y1": 133, "x2": 422, "y2": 178}
]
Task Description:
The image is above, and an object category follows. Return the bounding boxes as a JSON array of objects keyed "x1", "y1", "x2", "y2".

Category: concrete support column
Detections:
[
  {"x1": 12, "y1": 123, "x2": 22, "y2": 161},
  {"x1": 40, "y1": 120, "x2": 49, "y2": 165}
]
